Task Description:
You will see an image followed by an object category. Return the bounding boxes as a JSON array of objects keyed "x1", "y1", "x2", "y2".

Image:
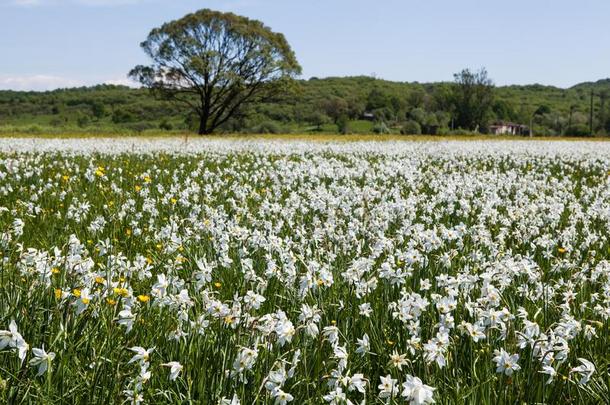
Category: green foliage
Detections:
[
  {"x1": 112, "y1": 109, "x2": 134, "y2": 124},
  {"x1": 90, "y1": 101, "x2": 106, "y2": 119},
  {"x1": 372, "y1": 121, "x2": 391, "y2": 134},
  {"x1": 159, "y1": 119, "x2": 173, "y2": 131},
  {"x1": 451, "y1": 68, "x2": 495, "y2": 131},
  {"x1": 565, "y1": 124, "x2": 591, "y2": 137},
  {"x1": 1, "y1": 76, "x2": 610, "y2": 136},
  {"x1": 401, "y1": 120, "x2": 421, "y2": 135},
  {"x1": 308, "y1": 112, "x2": 330, "y2": 131},
  {"x1": 76, "y1": 114, "x2": 90, "y2": 128},
  {"x1": 250, "y1": 121, "x2": 282, "y2": 134},
  {"x1": 321, "y1": 97, "x2": 348, "y2": 124},
  {"x1": 129, "y1": 8, "x2": 301, "y2": 135},
  {"x1": 1, "y1": 146, "x2": 609, "y2": 404},
  {"x1": 337, "y1": 115, "x2": 350, "y2": 134}
]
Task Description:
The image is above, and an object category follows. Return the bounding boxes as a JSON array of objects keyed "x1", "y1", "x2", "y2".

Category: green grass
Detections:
[{"x1": 0, "y1": 145, "x2": 609, "y2": 404}]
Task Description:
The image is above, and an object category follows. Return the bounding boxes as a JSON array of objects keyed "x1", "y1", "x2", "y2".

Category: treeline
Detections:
[{"x1": 1, "y1": 76, "x2": 610, "y2": 136}]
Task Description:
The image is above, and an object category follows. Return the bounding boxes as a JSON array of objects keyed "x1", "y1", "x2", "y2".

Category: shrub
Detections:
[
  {"x1": 564, "y1": 124, "x2": 591, "y2": 137},
  {"x1": 77, "y1": 115, "x2": 90, "y2": 128},
  {"x1": 124, "y1": 122, "x2": 155, "y2": 134},
  {"x1": 112, "y1": 109, "x2": 135, "y2": 124},
  {"x1": 401, "y1": 120, "x2": 422, "y2": 135},
  {"x1": 184, "y1": 113, "x2": 199, "y2": 132},
  {"x1": 159, "y1": 119, "x2": 173, "y2": 131},
  {"x1": 252, "y1": 121, "x2": 281, "y2": 134},
  {"x1": 372, "y1": 121, "x2": 390, "y2": 134},
  {"x1": 24, "y1": 124, "x2": 44, "y2": 134},
  {"x1": 337, "y1": 115, "x2": 350, "y2": 134},
  {"x1": 450, "y1": 128, "x2": 476, "y2": 136}
]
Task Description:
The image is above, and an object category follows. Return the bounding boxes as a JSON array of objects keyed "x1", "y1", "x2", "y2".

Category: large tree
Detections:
[
  {"x1": 450, "y1": 68, "x2": 495, "y2": 131},
  {"x1": 129, "y1": 9, "x2": 301, "y2": 134}
]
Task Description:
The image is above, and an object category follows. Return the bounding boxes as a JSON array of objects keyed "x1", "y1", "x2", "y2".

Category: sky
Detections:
[{"x1": 1, "y1": 0, "x2": 609, "y2": 91}]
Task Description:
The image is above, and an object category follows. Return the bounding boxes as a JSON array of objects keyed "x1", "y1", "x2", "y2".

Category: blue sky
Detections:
[{"x1": 1, "y1": 0, "x2": 609, "y2": 90}]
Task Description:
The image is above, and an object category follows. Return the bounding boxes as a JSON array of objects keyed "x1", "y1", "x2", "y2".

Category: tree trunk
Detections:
[{"x1": 198, "y1": 115, "x2": 210, "y2": 135}]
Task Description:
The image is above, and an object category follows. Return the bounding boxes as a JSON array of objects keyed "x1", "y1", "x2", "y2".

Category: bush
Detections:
[
  {"x1": 24, "y1": 124, "x2": 44, "y2": 134},
  {"x1": 251, "y1": 121, "x2": 281, "y2": 134},
  {"x1": 77, "y1": 115, "x2": 90, "y2": 128},
  {"x1": 449, "y1": 128, "x2": 476, "y2": 136},
  {"x1": 564, "y1": 124, "x2": 591, "y2": 137},
  {"x1": 337, "y1": 115, "x2": 350, "y2": 134},
  {"x1": 436, "y1": 126, "x2": 451, "y2": 135},
  {"x1": 159, "y1": 119, "x2": 173, "y2": 131},
  {"x1": 112, "y1": 109, "x2": 135, "y2": 124},
  {"x1": 124, "y1": 122, "x2": 155, "y2": 134},
  {"x1": 372, "y1": 121, "x2": 391, "y2": 134},
  {"x1": 401, "y1": 120, "x2": 422, "y2": 135},
  {"x1": 308, "y1": 112, "x2": 329, "y2": 131},
  {"x1": 184, "y1": 113, "x2": 199, "y2": 132}
]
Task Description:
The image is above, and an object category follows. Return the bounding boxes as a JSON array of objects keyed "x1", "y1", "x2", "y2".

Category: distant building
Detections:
[
  {"x1": 489, "y1": 122, "x2": 530, "y2": 135},
  {"x1": 361, "y1": 112, "x2": 376, "y2": 121}
]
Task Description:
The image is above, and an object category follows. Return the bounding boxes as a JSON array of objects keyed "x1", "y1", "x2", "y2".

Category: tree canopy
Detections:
[
  {"x1": 129, "y1": 9, "x2": 301, "y2": 134},
  {"x1": 451, "y1": 68, "x2": 495, "y2": 131},
  {"x1": 3, "y1": 76, "x2": 610, "y2": 137}
]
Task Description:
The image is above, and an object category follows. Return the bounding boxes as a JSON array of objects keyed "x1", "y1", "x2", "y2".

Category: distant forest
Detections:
[{"x1": 1, "y1": 76, "x2": 610, "y2": 136}]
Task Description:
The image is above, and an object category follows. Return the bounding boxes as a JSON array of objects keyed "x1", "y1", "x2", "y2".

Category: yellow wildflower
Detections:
[{"x1": 113, "y1": 287, "x2": 129, "y2": 297}]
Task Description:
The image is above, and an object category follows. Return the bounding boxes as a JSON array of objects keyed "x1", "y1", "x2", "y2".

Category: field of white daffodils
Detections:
[{"x1": 1, "y1": 138, "x2": 610, "y2": 404}]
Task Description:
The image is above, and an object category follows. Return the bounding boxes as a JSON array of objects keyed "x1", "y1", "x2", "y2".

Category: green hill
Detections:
[{"x1": 1, "y1": 76, "x2": 609, "y2": 136}]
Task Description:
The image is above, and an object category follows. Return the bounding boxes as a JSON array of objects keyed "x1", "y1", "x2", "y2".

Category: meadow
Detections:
[{"x1": 0, "y1": 138, "x2": 609, "y2": 404}]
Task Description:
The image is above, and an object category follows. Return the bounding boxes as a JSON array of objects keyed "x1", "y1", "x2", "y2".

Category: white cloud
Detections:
[
  {"x1": 0, "y1": 75, "x2": 139, "y2": 91},
  {"x1": 0, "y1": 75, "x2": 84, "y2": 91},
  {"x1": 103, "y1": 77, "x2": 139, "y2": 87}
]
